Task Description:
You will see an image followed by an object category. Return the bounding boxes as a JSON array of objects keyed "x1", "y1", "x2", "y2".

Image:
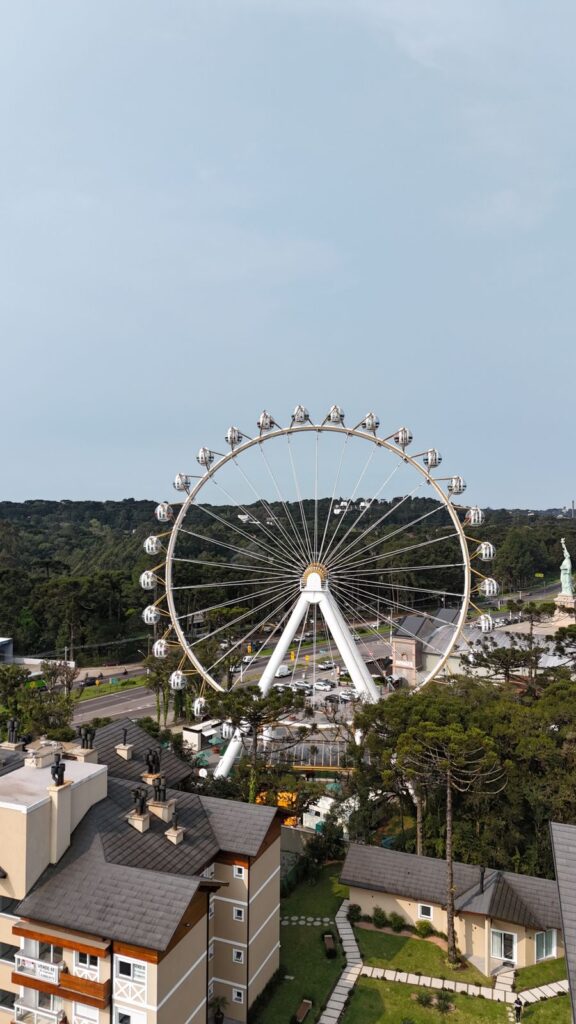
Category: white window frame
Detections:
[
  {"x1": 75, "y1": 950, "x2": 99, "y2": 970},
  {"x1": 73, "y1": 1003, "x2": 98, "y2": 1022},
  {"x1": 202, "y1": 863, "x2": 215, "y2": 879},
  {"x1": 209, "y1": 896, "x2": 215, "y2": 920},
  {"x1": 232, "y1": 948, "x2": 244, "y2": 964},
  {"x1": 491, "y1": 929, "x2": 517, "y2": 963},
  {"x1": 115, "y1": 956, "x2": 147, "y2": 983},
  {"x1": 536, "y1": 929, "x2": 557, "y2": 961},
  {"x1": 207, "y1": 982, "x2": 214, "y2": 1000},
  {"x1": 233, "y1": 865, "x2": 245, "y2": 880},
  {"x1": 208, "y1": 942, "x2": 214, "y2": 961},
  {"x1": 232, "y1": 989, "x2": 244, "y2": 1004},
  {"x1": 115, "y1": 1008, "x2": 147, "y2": 1024},
  {"x1": 418, "y1": 904, "x2": 433, "y2": 920},
  {"x1": 233, "y1": 907, "x2": 245, "y2": 922}
]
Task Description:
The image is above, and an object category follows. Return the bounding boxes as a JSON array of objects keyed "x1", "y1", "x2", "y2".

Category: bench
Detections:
[
  {"x1": 296, "y1": 998, "x2": 313, "y2": 1022},
  {"x1": 323, "y1": 933, "x2": 336, "y2": 953}
]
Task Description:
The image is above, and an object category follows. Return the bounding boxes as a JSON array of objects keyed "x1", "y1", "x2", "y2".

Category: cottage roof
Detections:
[
  {"x1": 550, "y1": 822, "x2": 576, "y2": 1014},
  {"x1": 341, "y1": 845, "x2": 561, "y2": 931}
]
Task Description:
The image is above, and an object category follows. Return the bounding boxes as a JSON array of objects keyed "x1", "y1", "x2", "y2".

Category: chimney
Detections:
[
  {"x1": 165, "y1": 809, "x2": 185, "y2": 846},
  {"x1": 48, "y1": 756, "x2": 73, "y2": 863},
  {"x1": 141, "y1": 747, "x2": 161, "y2": 781},
  {"x1": 128, "y1": 786, "x2": 150, "y2": 833},
  {"x1": 115, "y1": 727, "x2": 133, "y2": 761},
  {"x1": 148, "y1": 776, "x2": 176, "y2": 822},
  {"x1": 1, "y1": 717, "x2": 24, "y2": 751},
  {"x1": 72, "y1": 726, "x2": 99, "y2": 764},
  {"x1": 25, "y1": 745, "x2": 58, "y2": 769},
  {"x1": 479, "y1": 866, "x2": 485, "y2": 893}
]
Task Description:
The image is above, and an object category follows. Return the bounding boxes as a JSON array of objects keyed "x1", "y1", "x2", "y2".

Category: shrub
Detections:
[
  {"x1": 416, "y1": 920, "x2": 434, "y2": 938},
  {"x1": 436, "y1": 990, "x2": 452, "y2": 1014},
  {"x1": 417, "y1": 991, "x2": 433, "y2": 1007},
  {"x1": 347, "y1": 903, "x2": 362, "y2": 923},
  {"x1": 400, "y1": 1018, "x2": 416, "y2": 1024},
  {"x1": 326, "y1": 946, "x2": 337, "y2": 959},
  {"x1": 372, "y1": 906, "x2": 388, "y2": 929},
  {"x1": 388, "y1": 912, "x2": 406, "y2": 932},
  {"x1": 361, "y1": 913, "x2": 372, "y2": 923}
]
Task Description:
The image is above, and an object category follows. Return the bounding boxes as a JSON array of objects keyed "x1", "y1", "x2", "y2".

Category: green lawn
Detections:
[
  {"x1": 521, "y1": 993, "x2": 571, "y2": 1022},
  {"x1": 251, "y1": 925, "x2": 344, "y2": 1024},
  {"x1": 282, "y1": 863, "x2": 348, "y2": 919},
  {"x1": 74, "y1": 678, "x2": 148, "y2": 702},
  {"x1": 355, "y1": 928, "x2": 490, "y2": 986},
  {"x1": 341, "y1": 979, "x2": 507, "y2": 1023},
  {"x1": 514, "y1": 958, "x2": 567, "y2": 991}
]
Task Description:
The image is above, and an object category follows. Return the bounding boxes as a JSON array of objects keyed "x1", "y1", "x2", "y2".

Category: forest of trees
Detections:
[{"x1": 0, "y1": 498, "x2": 574, "y2": 665}]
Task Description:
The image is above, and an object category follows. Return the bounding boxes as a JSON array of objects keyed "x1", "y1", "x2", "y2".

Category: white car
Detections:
[
  {"x1": 242, "y1": 655, "x2": 255, "y2": 664},
  {"x1": 314, "y1": 680, "x2": 334, "y2": 692},
  {"x1": 274, "y1": 664, "x2": 291, "y2": 678},
  {"x1": 317, "y1": 661, "x2": 336, "y2": 671}
]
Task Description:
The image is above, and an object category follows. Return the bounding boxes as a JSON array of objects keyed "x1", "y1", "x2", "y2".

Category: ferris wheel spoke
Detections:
[
  {"x1": 286, "y1": 435, "x2": 314, "y2": 561},
  {"x1": 333, "y1": 574, "x2": 465, "y2": 630},
  {"x1": 314, "y1": 430, "x2": 319, "y2": 560},
  {"x1": 321, "y1": 456, "x2": 406, "y2": 567},
  {"x1": 257, "y1": 443, "x2": 314, "y2": 565},
  {"x1": 177, "y1": 524, "x2": 291, "y2": 572},
  {"x1": 171, "y1": 572, "x2": 300, "y2": 591},
  {"x1": 209, "y1": 468, "x2": 305, "y2": 571},
  {"x1": 205, "y1": 587, "x2": 300, "y2": 676},
  {"x1": 319, "y1": 436, "x2": 378, "y2": 565},
  {"x1": 327, "y1": 491, "x2": 440, "y2": 573},
  {"x1": 230, "y1": 453, "x2": 310, "y2": 567},
  {"x1": 334, "y1": 561, "x2": 465, "y2": 578},
  {"x1": 172, "y1": 583, "x2": 293, "y2": 622},
  {"x1": 330, "y1": 578, "x2": 450, "y2": 659},
  {"x1": 188, "y1": 580, "x2": 299, "y2": 649},
  {"x1": 194, "y1": 500, "x2": 302, "y2": 571},
  {"x1": 333, "y1": 530, "x2": 460, "y2": 577},
  {"x1": 336, "y1": 574, "x2": 465, "y2": 601},
  {"x1": 316, "y1": 430, "x2": 351, "y2": 563},
  {"x1": 330, "y1": 504, "x2": 452, "y2": 574},
  {"x1": 172, "y1": 556, "x2": 289, "y2": 579}
]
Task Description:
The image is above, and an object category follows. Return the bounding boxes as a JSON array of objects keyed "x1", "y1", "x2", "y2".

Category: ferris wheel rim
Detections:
[{"x1": 162, "y1": 421, "x2": 473, "y2": 694}]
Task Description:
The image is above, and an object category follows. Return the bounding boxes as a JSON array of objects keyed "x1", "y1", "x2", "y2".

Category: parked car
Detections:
[
  {"x1": 317, "y1": 661, "x2": 336, "y2": 671},
  {"x1": 275, "y1": 664, "x2": 291, "y2": 678},
  {"x1": 314, "y1": 679, "x2": 336, "y2": 692}
]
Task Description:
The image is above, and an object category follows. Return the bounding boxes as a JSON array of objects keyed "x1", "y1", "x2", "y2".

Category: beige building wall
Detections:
[
  {"x1": 248, "y1": 836, "x2": 281, "y2": 1006},
  {"x1": 348, "y1": 887, "x2": 565, "y2": 976},
  {"x1": 156, "y1": 910, "x2": 207, "y2": 1024}
]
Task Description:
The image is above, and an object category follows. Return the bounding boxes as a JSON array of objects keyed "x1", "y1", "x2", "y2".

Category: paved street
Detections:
[{"x1": 73, "y1": 684, "x2": 157, "y2": 725}]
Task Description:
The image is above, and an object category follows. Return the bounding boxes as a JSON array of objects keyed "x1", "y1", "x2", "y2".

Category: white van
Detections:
[{"x1": 275, "y1": 664, "x2": 290, "y2": 678}]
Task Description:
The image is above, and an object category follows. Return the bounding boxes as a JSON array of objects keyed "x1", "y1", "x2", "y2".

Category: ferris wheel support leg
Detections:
[
  {"x1": 213, "y1": 728, "x2": 244, "y2": 779},
  {"x1": 318, "y1": 591, "x2": 380, "y2": 703},
  {"x1": 258, "y1": 592, "x2": 310, "y2": 697}
]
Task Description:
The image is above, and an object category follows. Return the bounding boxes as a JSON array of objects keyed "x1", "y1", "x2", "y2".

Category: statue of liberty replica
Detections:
[{"x1": 555, "y1": 537, "x2": 575, "y2": 614}]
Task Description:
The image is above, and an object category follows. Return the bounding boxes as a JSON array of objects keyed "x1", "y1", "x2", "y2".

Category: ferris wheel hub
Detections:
[{"x1": 301, "y1": 562, "x2": 329, "y2": 590}]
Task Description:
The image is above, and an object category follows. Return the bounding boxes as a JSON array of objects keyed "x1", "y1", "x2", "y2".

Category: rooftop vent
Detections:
[
  {"x1": 116, "y1": 726, "x2": 134, "y2": 761},
  {"x1": 128, "y1": 786, "x2": 150, "y2": 833},
  {"x1": 50, "y1": 754, "x2": 66, "y2": 787},
  {"x1": 72, "y1": 726, "x2": 99, "y2": 764},
  {"x1": 165, "y1": 809, "x2": 185, "y2": 846},
  {"x1": 1, "y1": 717, "x2": 24, "y2": 751},
  {"x1": 142, "y1": 747, "x2": 162, "y2": 780},
  {"x1": 148, "y1": 776, "x2": 176, "y2": 822}
]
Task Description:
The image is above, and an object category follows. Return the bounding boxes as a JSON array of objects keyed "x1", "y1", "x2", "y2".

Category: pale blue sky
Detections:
[{"x1": 1, "y1": 1, "x2": 574, "y2": 508}]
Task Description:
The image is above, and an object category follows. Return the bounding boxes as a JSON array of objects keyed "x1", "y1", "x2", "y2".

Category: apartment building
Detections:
[{"x1": 0, "y1": 733, "x2": 280, "y2": 1024}]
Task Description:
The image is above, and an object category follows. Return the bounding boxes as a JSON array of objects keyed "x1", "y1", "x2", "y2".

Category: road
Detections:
[{"x1": 73, "y1": 685, "x2": 157, "y2": 725}]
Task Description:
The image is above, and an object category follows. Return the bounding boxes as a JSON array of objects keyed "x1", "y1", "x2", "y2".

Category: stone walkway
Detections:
[
  {"x1": 281, "y1": 916, "x2": 334, "y2": 926},
  {"x1": 312, "y1": 899, "x2": 570, "y2": 1024}
]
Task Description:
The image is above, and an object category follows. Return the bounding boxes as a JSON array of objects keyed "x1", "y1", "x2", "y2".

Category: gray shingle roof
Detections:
[
  {"x1": 341, "y1": 845, "x2": 561, "y2": 930},
  {"x1": 92, "y1": 718, "x2": 192, "y2": 787},
  {"x1": 550, "y1": 822, "x2": 576, "y2": 1015},
  {"x1": 0, "y1": 748, "x2": 25, "y2": 778},
  {"x1": 16, "y1": 778, "x2": 277, "y2": 949}
]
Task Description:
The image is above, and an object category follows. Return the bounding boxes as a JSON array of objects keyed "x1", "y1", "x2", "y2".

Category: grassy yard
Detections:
[
  {"x1": 355, "y1": 928, "x2": 490, "y2": 986},
  {"x1": 74, "y1": 677, "x2": 148, "y2": 702},
  {"x1": 521, "y1": 993, "x2": 571, "y2": 1022},
  {"x1": 341, "y1": 978, "x2": 507, "y2": 1023},
  {"x1": 281, "y1": 863, "x2": 348, "y2": 919},
  {"x1": 514, "y1": 958, "x2": 567, "y2": 991},
  {"x1": 251, "y1": 925, "x2": 344, "y2": 1023}
]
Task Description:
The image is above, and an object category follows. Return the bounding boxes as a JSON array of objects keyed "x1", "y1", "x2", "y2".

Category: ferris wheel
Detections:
[{"x1": 140, "y1": 405, "x2": 498, "y2": 724}]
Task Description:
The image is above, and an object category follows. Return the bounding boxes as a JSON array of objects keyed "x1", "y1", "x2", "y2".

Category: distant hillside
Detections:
[{"x1": 0, "y1": 498, "x2": 573, "y2": 665}]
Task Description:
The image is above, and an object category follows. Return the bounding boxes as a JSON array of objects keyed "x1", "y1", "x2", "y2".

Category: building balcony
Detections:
[
  {"x1": 13, "y1": 1003, "x2": 64, "y2": 1024},
  {"x1": 13, "y1": 956, "x2": 62, "y2": 985},
  {"x1": 12, "y1": 961, "x2": 110, "y2": 1011}
]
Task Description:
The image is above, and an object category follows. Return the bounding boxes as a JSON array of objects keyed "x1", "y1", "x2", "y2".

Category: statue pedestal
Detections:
[{"x1": 554, "y1": 594, "x2": 576, "y2": 617}]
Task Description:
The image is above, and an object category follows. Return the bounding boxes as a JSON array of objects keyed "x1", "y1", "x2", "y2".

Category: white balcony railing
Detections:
[
  {"x1": 14, "y1": 1003, "x2": 63, "y2": 1024},
  {"x1": 14, "y1": 954, "x2": 63, "y2": 984}
]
